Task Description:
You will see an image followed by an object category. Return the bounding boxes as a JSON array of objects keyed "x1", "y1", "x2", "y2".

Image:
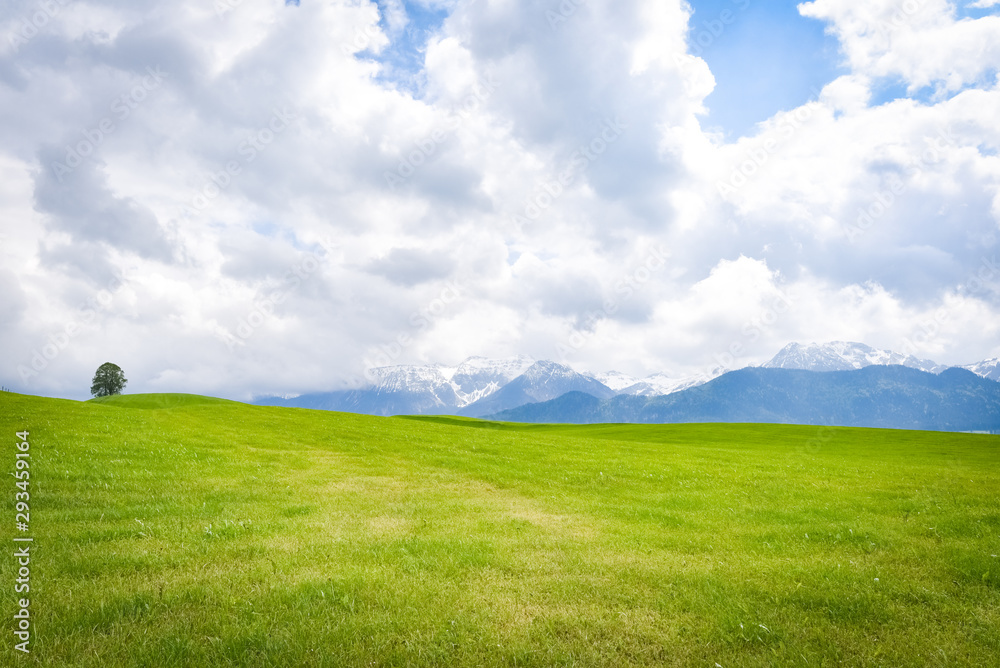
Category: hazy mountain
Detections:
[
  {"x1": 255, "y1": 386, "x2": 454, "y2": 417},
  {"x1": 457, "y1": 360, "x2": 616, "y2": 417},
  {"x1": 763, "y1": 341, "x2": 947, "y2": 373},
  {"x1": 484, "y1": 390, "x2": 604, "y2": 423},
  {"x1": 256, "y1": 356, "x2": 534, "y2": 416},
  {"x1": 489, "y1": 366, "x2": 1000, "y2": 432}
]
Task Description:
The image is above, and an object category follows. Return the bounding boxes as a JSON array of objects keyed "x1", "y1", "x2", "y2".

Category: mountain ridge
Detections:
[
  {"x1": 456, "y1": 360, "x2": 616, "y2": 417},
  {"x1": 254, "y1": 343, "x2": 999, "y2": 418},
  {"x1": 488, "y1": 365, "x2": 1000, "y2": 432}
]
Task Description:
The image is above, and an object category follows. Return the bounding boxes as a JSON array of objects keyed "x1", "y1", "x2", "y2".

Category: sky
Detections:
[{"x1": 1, "y1": 0, "x2": 999, "y2": 401}]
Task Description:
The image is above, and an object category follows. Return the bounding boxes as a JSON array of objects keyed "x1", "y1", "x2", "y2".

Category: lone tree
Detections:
[{"x1": 91, "y1": 362, "x2": 127, "y2": 398}]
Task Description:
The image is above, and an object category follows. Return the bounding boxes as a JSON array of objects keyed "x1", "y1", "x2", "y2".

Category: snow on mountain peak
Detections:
[
  {"x1": 523, "y1": 360, "x2": 577, "y2": 380},
  {"x1": 960, "y1": 358, "x2": 1000, "y2": 382},
  {"x1": 763, "y1": 341, "x2": 944, "y2": 373},
  {"x1": 367, "y1": 364, "x2": 452, "y2": 392},
  {"x1": 450, "y1": 355, "x2": 536, "y2": 406},
  {"x1": 357, "y1": 345, "x2": 997, "y2": 414},
  {"x1": 362, "y1": 356, "x2": 539, "y2": 409},
  {"x1": 454, "y1": 354, "x2": 534, "y2": 371},
  {"x1": 591, "y1": 371, "x2": 641, "y2": 392}
]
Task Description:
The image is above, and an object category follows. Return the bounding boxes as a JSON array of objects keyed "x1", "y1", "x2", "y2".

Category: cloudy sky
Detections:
[{"x1": 1, "y1": 0, "x2": 998, "y2": 401}]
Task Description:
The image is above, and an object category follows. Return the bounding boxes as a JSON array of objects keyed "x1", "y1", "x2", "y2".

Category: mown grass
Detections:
[{"x1": 1, "y1": 391, "x2": 998, "y2": 666}]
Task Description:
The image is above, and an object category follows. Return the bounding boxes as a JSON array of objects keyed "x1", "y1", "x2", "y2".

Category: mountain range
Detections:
[
  {"x1": 254, "y1": 341, "x2": 1000, "y2": 431},
  {"x1": 255, "y1": 354, "x2": 723, "y2": 416},
  {"x1": 489, "y1": 366, "x2": 1000, "y2": 432},
  {"x1": 255, "y1": 355, "x2": 534, "y2": 416}
]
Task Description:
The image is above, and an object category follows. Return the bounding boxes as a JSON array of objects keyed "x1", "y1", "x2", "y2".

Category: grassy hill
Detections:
[{"x1": 1, "y1": 391, "x2": 998, "y2": 666}]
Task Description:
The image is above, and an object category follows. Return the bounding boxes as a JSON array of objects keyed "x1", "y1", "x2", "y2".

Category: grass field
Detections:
[{"x1": 1, "y1": 391, "x2": 998, "y2": 666}]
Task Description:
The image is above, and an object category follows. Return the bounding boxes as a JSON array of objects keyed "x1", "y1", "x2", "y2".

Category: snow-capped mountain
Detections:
[
  {"x1": 762, "y1": 342, "x2": 1000, "y2": 383},
  {"x1": 458, "y1": 360, "x2": 615, "y2": 417},
  {"x1": 636, "y1": 370, "x2": 725, "y2": 395},
  {"x1": 364, "y1": 356, "x2": 535, "y2": 409},
  {"x1": 763, "y1": 341, "x2": 947, "y2": 373},
  {"x1": 960, "y1": 358, "x2": 1000, "y2": 382},
  {"x1": 591, "y1": 371, "x2": 642, "y2": 392},
  {"x1": 257, "y1": 357, "x2": 737, "y2": 417},
  {"x1": 591, "y1": 369, "x2": 722, "y2": 397},
  {"x1": 256, "y1": 356, "x2": 537, "y2": 416},
  {"x1": 366, "y1": 364, "x2": 457, "y2": 404},
  {"x1": 255, "y1": 344, "x2": 998, "y2": 418},
  {"x1": 449, "y1": 355, "x2": 536, "y2": 406},
  {"x1": 489, "y1": 365, "x2": 1000, "y2": 432},
  {"x1": 363, "y1": 360, "x2": 717, "y2": 411}
]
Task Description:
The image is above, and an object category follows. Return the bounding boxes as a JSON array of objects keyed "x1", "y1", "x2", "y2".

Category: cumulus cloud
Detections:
[
  {"x1": 798, "y1": 0, "x2": 1000, "y2": 93},
  {"x1": 34, "y1": 151, "x2": 175, "y2": 266},
  {"x1": 0, "y1": 0, "x2": 997, "y2": 400}
]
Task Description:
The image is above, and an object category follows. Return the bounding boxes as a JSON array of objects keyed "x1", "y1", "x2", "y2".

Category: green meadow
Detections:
[{"x1": 1, "y1": 391, "x2": 998, "y2": 666}]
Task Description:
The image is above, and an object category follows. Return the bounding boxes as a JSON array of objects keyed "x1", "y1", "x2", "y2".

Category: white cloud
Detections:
[
  {"x1": 798, "y1": 0, "x2": 1000, "y2": 94},
  {"x1": 0, "y1": 0, "x2": 997, "y2": 400}
]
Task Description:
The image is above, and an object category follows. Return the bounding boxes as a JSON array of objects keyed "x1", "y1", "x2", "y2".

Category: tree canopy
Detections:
[{"x1": 91, "y1": 362, "x2": 127, "y2": 398}]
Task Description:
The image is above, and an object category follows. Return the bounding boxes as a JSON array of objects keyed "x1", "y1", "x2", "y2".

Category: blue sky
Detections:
[
  {"x1": 686, "y1": 0, "x2": 846, "y2": 138},
  {"x1": 370, "y1": 1, "x2": 450, "y2": 94},
  {"x1": 369, "y1": 0, "x2": 1000, "y2": 136},
  {"x1": 369, "y1": 0, "x2": 848, "y2": 138}
]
